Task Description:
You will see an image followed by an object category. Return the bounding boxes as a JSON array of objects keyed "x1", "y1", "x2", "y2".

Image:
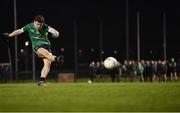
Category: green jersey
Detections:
[{"x1": 23, "y1": 22, "x2": 51, "y2": 49}]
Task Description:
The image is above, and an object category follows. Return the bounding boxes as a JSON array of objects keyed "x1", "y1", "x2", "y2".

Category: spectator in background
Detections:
[
  {"x1": 88, "y1": 61, "x2": 97, "y2": 83},
  {"x1": 117, "y1": 61, "x2": 122, "y2": 82},
  {"x1": 96, "y1": 61, "x2": 105, "y2": 82},
  {"x1": 109, "y1": 62, "x2": 119, "y2": 82},
  {"x1": 156, "y1": 60, "x2": 167, "y2": 82},
  {"x1": 121, "y1": 60, "x2": 128, "y2": 82},
  {"x1": 127, "y1": 60, "x2": 137, "y2": 82},
  {"x1": 151, "y1": 60, "x2": 157, "y2": 82},
  {"x1": 144, "y1": 61, "x2": 154, "y2": 82},
  {"x1": 168, "y1": 58, "x2": 178, "y2": 81},
  {"x1": 176, "y1": 58, "x2": 180, "y2": 80},
  {"x1": 136, "y1": 61, "x2": 144, "y2": 82}
]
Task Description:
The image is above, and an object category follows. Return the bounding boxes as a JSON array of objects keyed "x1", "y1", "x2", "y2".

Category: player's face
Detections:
[{"x1": 34, "y1": 21, "x2": 43, "y2": 30}]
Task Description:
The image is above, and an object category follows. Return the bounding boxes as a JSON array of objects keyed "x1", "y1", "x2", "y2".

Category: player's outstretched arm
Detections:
[
  {"x1": 48, "y1": 27, "x2": 59, "y2": 38},
  {"x1": 4, "y1": 28, "x2": 24, "y2": 38}
]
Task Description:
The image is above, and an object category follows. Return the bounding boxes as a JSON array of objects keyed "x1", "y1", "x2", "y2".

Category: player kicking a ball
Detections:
[{"x1": 3, "y1": 15, "x2": 64, "y2": 86}]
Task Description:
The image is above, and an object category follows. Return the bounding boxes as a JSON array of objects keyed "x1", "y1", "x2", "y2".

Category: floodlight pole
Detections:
[
  {"x1": 125, "y1": 0, "x2": 129, "y2": 60},
  {"x1": 99, "y1": 19, "x2": 103, "y2": 61},
  {"x1": 74, "y1": 19, "x2": 78, "y2": 82},
  {"x1": 137, "y1": 12, "x2": 140, "y2": 61},
  {"x1": 163, "y1": 12, "x2": 167, "y2": 61},
  {"x1": 8, "y1": 45, "x2": 13, "y2": 81},
  {"x1": 13, "y1": 0, "x2": 18, "y2": 81},
  {"x1": 32, "y1": 51, "x2": 36, "y2": 82}
]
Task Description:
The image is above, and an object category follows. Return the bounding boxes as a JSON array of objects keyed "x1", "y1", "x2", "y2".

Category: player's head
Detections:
[{"x1": 34, "y1": 15, "x2": 45, "y2": 30}]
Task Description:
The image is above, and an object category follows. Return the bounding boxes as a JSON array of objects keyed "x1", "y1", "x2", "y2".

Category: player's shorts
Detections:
[{"x1": 33, "y1": 44, "x2": 51, "y2": 53}]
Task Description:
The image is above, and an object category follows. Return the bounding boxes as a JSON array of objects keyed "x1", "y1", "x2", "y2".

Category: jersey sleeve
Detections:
[
  {"x1": 43, "y1": 24, "x2": 50, "y2": 32},
  {"x1": 22, "y1": 23, "x2": 30, "y2": 33}
]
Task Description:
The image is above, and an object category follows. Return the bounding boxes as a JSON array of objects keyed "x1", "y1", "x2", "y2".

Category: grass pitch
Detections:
[{"x1": 0, "y1": 82, "x2": 180, "y2": 112}]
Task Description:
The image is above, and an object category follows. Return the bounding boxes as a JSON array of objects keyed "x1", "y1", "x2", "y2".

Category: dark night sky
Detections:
[{"x1": 0, "y1": 0, "x2": 180, "y2": 70}]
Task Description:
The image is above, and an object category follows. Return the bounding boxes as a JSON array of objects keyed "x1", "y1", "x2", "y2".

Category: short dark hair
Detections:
[{"x1": 34, "y1": 15, "x2": 45, "y2": 23}]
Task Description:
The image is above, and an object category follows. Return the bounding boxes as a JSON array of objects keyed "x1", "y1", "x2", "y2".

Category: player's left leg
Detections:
[
  {"x1": 38, "y1": 58, "x2": 51, "y2": 86},
  {"x1": 36, "y1": 48, "x2": 64, "y2": 64},
  {"x1": 36, "y1": 48, "x2": 56, "y2": 62}
]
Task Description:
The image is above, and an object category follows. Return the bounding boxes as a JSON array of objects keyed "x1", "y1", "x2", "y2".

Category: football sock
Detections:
[
  {"x1": 55, "y1": 56, "x2": 58, "y2": 62},
  {"x1": 40, "y1": 77, "x2": 46, "y2": 82},
  {"x1": 55, "y1": 55, "x2": 64, "y2": 64}
]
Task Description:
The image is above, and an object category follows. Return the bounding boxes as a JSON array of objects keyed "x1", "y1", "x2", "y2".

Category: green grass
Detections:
[{"x1": 0, "y1": 82, "x2": 180, "y2": 112}]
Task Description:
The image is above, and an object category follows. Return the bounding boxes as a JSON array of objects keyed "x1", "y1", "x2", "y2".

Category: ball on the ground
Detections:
[
  {"x1": 104, "y1": 57, "x2": 118, "y2": 69},
  {"x1": 88, "y1": 80, "x2": 92, "y2": 83}
]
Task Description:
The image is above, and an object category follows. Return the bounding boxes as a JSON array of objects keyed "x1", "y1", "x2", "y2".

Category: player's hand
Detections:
[
  {"x1": 3, "y1": 33, "x2": 10, "y2": 38},
  {"x1": 52, "y1": 34, "x2": 59, "y2": 38},
  {"x1": 2, "y1": 33, "x2": 10, "y2": 43}
]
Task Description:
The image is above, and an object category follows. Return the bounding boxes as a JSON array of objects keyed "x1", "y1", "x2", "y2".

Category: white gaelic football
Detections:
[{"x1": 104, "y1": 57, "x2": 118, "y2": 69}]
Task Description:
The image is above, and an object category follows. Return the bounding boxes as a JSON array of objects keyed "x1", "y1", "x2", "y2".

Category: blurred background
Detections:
[{"x1": 0, "y1": 0, "x2": 180, "y2": 82}]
